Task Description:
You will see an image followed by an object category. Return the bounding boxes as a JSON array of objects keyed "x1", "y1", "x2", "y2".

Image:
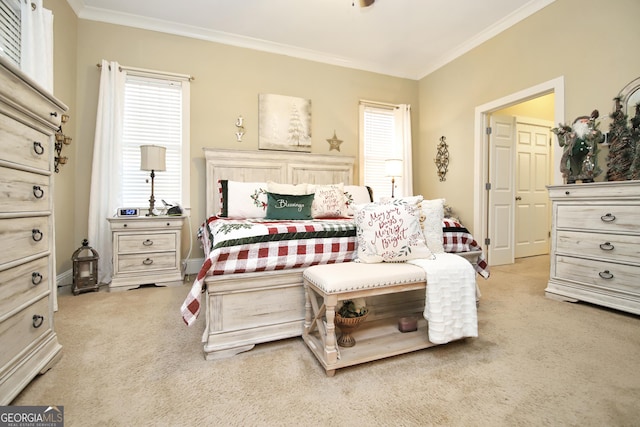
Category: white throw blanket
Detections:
[{"x1": 408, "y1": 253, "x2": 478, "y2": 344}]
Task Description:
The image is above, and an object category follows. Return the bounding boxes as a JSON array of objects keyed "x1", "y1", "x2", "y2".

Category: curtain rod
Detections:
[
  {"x1": 359, "y1": 99, "x2": 399, "y2": 109},
  {"x1": 96, "y1": 63, "x2": 194, "y2": 81}
]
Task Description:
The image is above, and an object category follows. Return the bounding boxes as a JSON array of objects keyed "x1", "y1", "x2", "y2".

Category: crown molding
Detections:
[{"x1": 65, "y1": 0, "x2": 555, "y2": 81}]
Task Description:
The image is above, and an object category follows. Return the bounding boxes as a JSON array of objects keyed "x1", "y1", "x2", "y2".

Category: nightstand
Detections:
[{"x1": 107, "y1": 216, "x2": 185, "y2": 291}]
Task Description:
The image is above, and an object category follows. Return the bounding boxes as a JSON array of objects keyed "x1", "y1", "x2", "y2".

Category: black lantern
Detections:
[{"x1": 72, "y1": 239, "x2": 100, "y2": 295}]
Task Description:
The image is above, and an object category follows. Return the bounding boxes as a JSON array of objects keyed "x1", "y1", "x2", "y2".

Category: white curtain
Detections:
[
  {"x1": 394, "y1": 104, "x2": 414, "y2": 196},
  {"x1": 88, "y1": 60, "x2": 125, "y2": 285},
  {"x1": 20, "y1": 0, "x2": 53, "y2": 92}
]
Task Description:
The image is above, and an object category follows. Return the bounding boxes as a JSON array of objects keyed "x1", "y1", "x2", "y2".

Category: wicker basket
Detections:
[{"x1": 335, "y1": 310, "x2": 369, "y2": 347}]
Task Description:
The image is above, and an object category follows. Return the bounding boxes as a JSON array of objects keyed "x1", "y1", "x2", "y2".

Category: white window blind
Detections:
[
  {"x1": 0, "y1": 0, "x2": 20, "y2": 66},
  {"x1": 121, "y1": 75, "x2": 184, "y2": 209},
  {"x1": 361, "y1": 104, "x2": 403, "y2": 201}
]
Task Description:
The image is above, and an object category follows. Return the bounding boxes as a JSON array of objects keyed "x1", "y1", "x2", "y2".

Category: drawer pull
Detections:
[
  {"x1": 32, "y1": 314, "x2": 44, "y2": 328},
  {"x1": 600, "y1": 213, "x2": 616, "y2": 222},
  {"x1": 565, "y1": 191, "x2": 570, "y2": 195},
  {"x1": 142, "y1": 258, "x2": 153, "y2": 265},
  {"x1": 143, "y1": 239, "x2": 154, "y2": 246},
  {"x1": 32, "y1": 272, "x2": 43, "y2": 285},
  {"x1": 32, "y1": 229, "x2": 43, "y2": 241},
  {"x1": 33, "y1": 141, "x2": 44, "y2": 155},
  {"x1": 598, "y1": 270, "x2": 614, "y2": 280},
  {"x1": 599, "y1": 242, "x2": 615, "y2": 251},
  {"x1": 33, "y1": 185, "x2": 44, "y2": 198},
  {"x1": 50, "y1": 111, "x2": 58, "y2": 118}
]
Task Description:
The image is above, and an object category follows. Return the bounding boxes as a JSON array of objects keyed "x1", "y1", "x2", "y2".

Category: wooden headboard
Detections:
[{"x1": 204, "y1": 148, "x2": 355, "y2": 217}]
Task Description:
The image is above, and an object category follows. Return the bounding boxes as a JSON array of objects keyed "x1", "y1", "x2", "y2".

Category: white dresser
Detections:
[
  {"x1": 107, "y1": 216, "x2": 185, "y2": 291},
  {"x1": 546, "y1": 181, "x2": 640, "y2": 314},
  {"x1": 0, "y1": 58, "x2": 65, "y2": 404}
]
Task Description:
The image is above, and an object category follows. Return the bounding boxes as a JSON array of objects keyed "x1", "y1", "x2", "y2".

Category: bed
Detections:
[{"x1": 182, "y1": 148, "x2": 489, "y2": 360}]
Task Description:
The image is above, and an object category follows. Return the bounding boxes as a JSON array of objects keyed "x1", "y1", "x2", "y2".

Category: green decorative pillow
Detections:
[{"x1": 265, "y1": 192, "x2": 315, "y2": 220}]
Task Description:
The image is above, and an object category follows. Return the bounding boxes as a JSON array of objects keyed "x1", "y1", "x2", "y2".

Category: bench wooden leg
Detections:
[{"x1": 323, "y1": 295, "x2": 339, "y2": 366}]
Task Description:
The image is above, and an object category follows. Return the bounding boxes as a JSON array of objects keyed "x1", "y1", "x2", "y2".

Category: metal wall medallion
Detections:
[{"x1": 434, "y1": 136, "x2": 449, "y2": 181}]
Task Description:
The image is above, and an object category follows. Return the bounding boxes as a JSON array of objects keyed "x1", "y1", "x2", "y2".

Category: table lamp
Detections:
[
  {"x1": 385, "y1": 159, "x2": 403, "y2": 198},
  {"x1": 140, "y1": 145, "x2": 166, "y2": 216}
]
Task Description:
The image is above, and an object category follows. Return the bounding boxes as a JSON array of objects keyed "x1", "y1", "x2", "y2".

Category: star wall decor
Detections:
[{"x1": 326, "y1": 131, "x2": 343, "y2": 151}]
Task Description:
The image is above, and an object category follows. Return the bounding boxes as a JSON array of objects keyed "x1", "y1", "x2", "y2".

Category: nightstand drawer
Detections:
[
  {"x1": 556, "y1": 204, "x2": 640, "y2": 233},
  {"x1": 0, "y1": 296, "x2": 51, "y2": 371},
  {"x1": 109, "y1": 217, "x2": 184, "y2": 230},
  {"x1": 0, "y1": 256, "x2": 49, "y2": 319},
  {"x1": 0, "y1": 166, "x2": 50, "y2": 213},
  {"x1": 0, "y1": 216, "x2": 49, "y2": 266},
  {"x1": 117, "y1": 233, "x2": 177, "y2": 253},
  {"x1": 555, "y1": 255, "x2": 640, "y2": 295},
  {"x1": 556, "y1": 230, "x2": 640, "y2": 265},
  {"x1": 116, "y1": 252, "x2": 178, "y2": 273}
]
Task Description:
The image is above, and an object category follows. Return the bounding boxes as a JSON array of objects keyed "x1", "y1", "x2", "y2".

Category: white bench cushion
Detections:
[{"x1": 303, "y1": 262, "x2": 426, "y2": 294}]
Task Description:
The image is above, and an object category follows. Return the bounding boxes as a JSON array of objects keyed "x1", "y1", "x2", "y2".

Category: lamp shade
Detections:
[
  {"x1": 140, "y1": 145, "x2": 166, "y2": 171},
  {"x1": 385, "y1": 159, "x2": 403, "y2": 177}
]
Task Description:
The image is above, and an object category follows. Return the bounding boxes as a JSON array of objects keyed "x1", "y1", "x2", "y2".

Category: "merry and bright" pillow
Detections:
[{"x1": 354, "y1": 200, "x2": 433, "y2": 263}]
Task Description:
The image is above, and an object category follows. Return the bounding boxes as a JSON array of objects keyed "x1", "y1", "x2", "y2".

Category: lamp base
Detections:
[{"x1": 147, "y1": 170, "x2": 158, "y2": 216}]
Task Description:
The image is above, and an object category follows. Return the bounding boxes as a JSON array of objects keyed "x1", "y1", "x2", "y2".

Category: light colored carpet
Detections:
[{"x1": 12, "y1": 255, "x2": 640, "y2": 426}]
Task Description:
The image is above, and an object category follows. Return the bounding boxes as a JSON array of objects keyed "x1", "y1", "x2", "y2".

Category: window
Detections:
[
  {"x1": 0, "y1": 0, "x2": 20, "y2": 66},
  {"x1": 121, "y1": 71, "x2": 190, "y2": 212},
  {"x1": 359, "y1": 102, "x2": 405, "y2": 201}
]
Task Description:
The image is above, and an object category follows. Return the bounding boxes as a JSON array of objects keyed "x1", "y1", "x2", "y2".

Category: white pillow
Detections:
[
  {"x1": 220, "y1": 180, "x2": 268, "y2": 218},
  {"x1": 354, "y1": 201, "x2": 433, "y2": 263},
  {"x1": 308, "y1": 183, "x2": 348, "y2": 218},
  {"x1": 380, "y1": 195, "x2": 424, "y2": 206},
  {"x1": 267, "y1": 181, "x2": 309, "y2": 195},
  {"x1": 344, "y1": 185, "x2": 373, "y2": 216},
  {"x1": 420, "y1": 198, "x2": 445, "y2": 254}
]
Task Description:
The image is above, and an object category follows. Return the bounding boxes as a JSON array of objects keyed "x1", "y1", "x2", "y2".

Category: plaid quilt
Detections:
[
  {"x1": 181, "y1": 218, "x2": 357, "y2": 326},
  {"x1": 442, "y1": 218, "x2": 490, "y2": 279},
  {"x1": 181, "y1": 217, "x2": 490, "y2": 326}
]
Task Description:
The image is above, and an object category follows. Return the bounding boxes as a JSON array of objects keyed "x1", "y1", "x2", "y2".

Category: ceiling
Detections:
[{"x1": 66, "y1": 0, "x2": 555, "y2": 80}]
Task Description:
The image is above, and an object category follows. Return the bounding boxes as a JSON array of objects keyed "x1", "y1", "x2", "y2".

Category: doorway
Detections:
[{"x1": 472, "y1": 77, "x2": 565, "y2": 266}]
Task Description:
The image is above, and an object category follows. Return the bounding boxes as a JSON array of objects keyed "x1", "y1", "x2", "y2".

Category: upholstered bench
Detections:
[
  {"x1": 302, "y1": 258, "x2": 466, "y2": 376},
  {"x1": 302, "y1": 251, "x2": 482, "y2": 376}
]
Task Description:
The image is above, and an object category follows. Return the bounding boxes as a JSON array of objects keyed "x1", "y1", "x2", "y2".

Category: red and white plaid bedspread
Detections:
[
  {"x1": 442, "y1": 219, "x2": 490, "y2": 279},
  {"x1": 181, "y1": 217, "x2": 490, "y2": 326},
  {"x1": 181, "y1": 218, "x2": 357, "y2": 326}
]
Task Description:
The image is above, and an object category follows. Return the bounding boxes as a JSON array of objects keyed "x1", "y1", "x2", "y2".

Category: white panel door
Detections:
[
  {"x1": 488, "y1": 115, "x2": 515, "y2": 266},
  {"x1": 515, "y1": 120, "x2": 552, "y2": 258}
]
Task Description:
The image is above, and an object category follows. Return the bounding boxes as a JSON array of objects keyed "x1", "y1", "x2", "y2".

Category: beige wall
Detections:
[
  {"x1": 45, "y1": 4, "x2": 419, "y2": 274},
  {"x1": 46, "y1": 0, "x2": 640, "y2": 275},
  {"x1": 417, "y1": 0, "x2": 640, "y2": 232},
  {"x1": 495, "y1": 93, "x2": 555, "y2": 122},
  {"x1": 46, "y1": 0, "x2": 77, "y2": 274}
]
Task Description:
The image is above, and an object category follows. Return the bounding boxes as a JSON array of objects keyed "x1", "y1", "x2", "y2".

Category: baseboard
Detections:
[
  {"x1": 57, "y1": 268, "x2": 72, "y2": 286},
  {"x1": 56, "y1": 257, "x2": 205, "y2": 294}
]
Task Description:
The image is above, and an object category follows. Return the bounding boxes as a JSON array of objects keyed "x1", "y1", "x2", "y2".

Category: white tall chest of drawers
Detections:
[
  {"x1": 546, "y1": 181, "x2": 640, "y2": 315},
  {"x1": 0, "y1": 58, "x2": 65, "y2": 404}
]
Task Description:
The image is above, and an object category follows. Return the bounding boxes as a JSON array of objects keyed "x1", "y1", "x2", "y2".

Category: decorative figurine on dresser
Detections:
[{"x1": 0, "y1": 57, "x2": 66, "y2": 404}]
